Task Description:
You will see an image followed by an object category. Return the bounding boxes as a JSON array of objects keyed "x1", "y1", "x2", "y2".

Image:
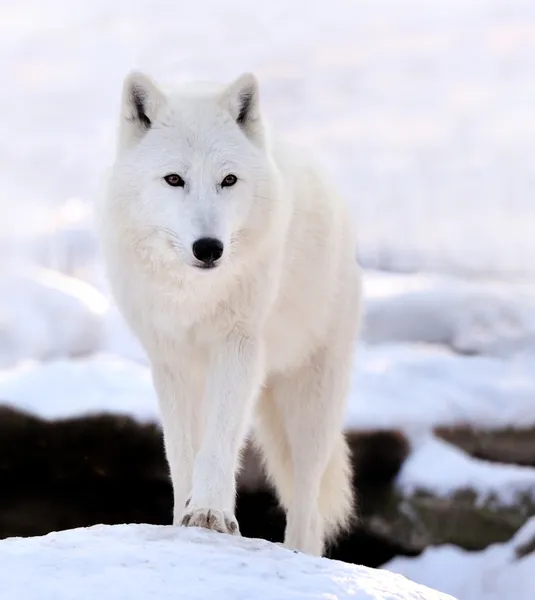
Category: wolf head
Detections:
[{"x1": 108, "y1": 71, "x2": 278, "y2": 271}]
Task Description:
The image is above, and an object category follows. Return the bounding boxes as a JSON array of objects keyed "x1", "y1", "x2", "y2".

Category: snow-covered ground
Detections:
[
  {"x1": 399, "y1": 435, "x2": 535, "y2": 506},
  {"x1": 387, "y1": 517, "x2": 535, "y2": 600},
  {"x1": 3, "y1": 341, "x2": 535, "y2": 508},
  {"x1": 3, "y1": 270, "x2": 535, "y2": 600},
  {"x1": 2, "y1": 0, "x2": 535, "y2": 598},
  {"x1": 0, "y1": 266, "x2": 108, "y2": 367},
  {"x1": 2, "y1": 251, "x2": 535, "y2": 600},
  {"x1": 0, "y1": 524, "x2": 454, "y2": 600},
  {"x1": 2, "y1": 268, "x2": 535, "y2": 509},
  {"x1": 2, "y1": 306, "x2": 535, "y2": 598},
  {"x1": 4, "y1": 264, "x2": 535, "y2": 367},
  {"x1": 4, "y1": 306, "x2": 535, "y2": 436},
  {"x1": 363, "y1": 271, "x2": 535, "y2": 357}
]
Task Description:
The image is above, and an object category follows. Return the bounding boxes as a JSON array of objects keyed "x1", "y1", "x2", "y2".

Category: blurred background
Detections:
[
  {"x1": 3, "y1": 0, "x2": 535, "y2": 279},
  {"x1": 1, "y1": 1, "x2": 535, "y2": 599}
]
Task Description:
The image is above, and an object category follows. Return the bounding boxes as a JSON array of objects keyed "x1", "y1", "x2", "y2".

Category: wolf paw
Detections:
[{"x1": 181, "y1": 507, "x2": 240, "y2": 536}]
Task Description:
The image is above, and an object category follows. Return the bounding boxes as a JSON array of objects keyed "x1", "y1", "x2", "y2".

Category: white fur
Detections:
[{"x1": 95, "y1": 70, "x2": 362, "y2": 556}]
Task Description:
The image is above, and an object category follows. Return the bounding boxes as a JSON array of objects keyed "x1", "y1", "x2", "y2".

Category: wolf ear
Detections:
[
  {"x1": 222, "y1": 73, "x2": 263, "y2": 144},
  {"x1": 118, "y1": 71, "x2": 166, "y2": 150}
]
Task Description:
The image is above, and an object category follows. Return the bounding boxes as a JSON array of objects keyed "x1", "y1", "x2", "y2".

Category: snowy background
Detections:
[{"x1": 2, "y1": 0, "x2": 535, "y2": 598}]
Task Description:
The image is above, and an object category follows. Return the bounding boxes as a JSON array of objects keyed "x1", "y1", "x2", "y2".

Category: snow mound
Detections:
[
  {"x1": 398, "y1": 435, "x2": 535, "y2": 505},
  {"x1": 2, "y1": 346, "x2": 535, "y2": 436},
  {"x1": 349, "y1": 344, "x2": 535, "y2": 432},
  {"x1": 0, "y1": 267, "x2": 108, "y2": 368},
  {"x1": 363, "y1": 271, "x2": 535, "y2": 357},
  {"x1": 386, "y1": 517, "x2": 535, "y2": 600},
  {"x1": 0, "y1": 354, "x2": 156, "y2": 421},
  {"x1": 0, "y1": 524, "x2": 455, "y2": 600}
]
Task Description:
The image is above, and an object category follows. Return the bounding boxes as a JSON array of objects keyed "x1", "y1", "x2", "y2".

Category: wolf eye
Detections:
[
  {"x1": 164, "y1": 174, "x2": 185, "y2": 187},
  {"x1": 221, "y1": 174, "x2": 238, "y2": 188}
]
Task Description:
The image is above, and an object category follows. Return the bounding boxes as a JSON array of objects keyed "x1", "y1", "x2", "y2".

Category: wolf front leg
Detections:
[
  {"x1": 180, "y1": 331, "x2": 263, "y2": 535},
  {"x1": 151, "y1": 359, "x2": 204, "y2": 525}
]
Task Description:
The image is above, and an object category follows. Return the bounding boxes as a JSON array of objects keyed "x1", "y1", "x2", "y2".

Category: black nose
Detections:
[{"x1": 192, "y1": 237, "x2": 224, "y2": 264}]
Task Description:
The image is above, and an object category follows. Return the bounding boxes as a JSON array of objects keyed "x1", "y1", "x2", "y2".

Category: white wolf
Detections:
[{"x1": 95, "y1": 70, "x2": 362, "y2": 556}]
